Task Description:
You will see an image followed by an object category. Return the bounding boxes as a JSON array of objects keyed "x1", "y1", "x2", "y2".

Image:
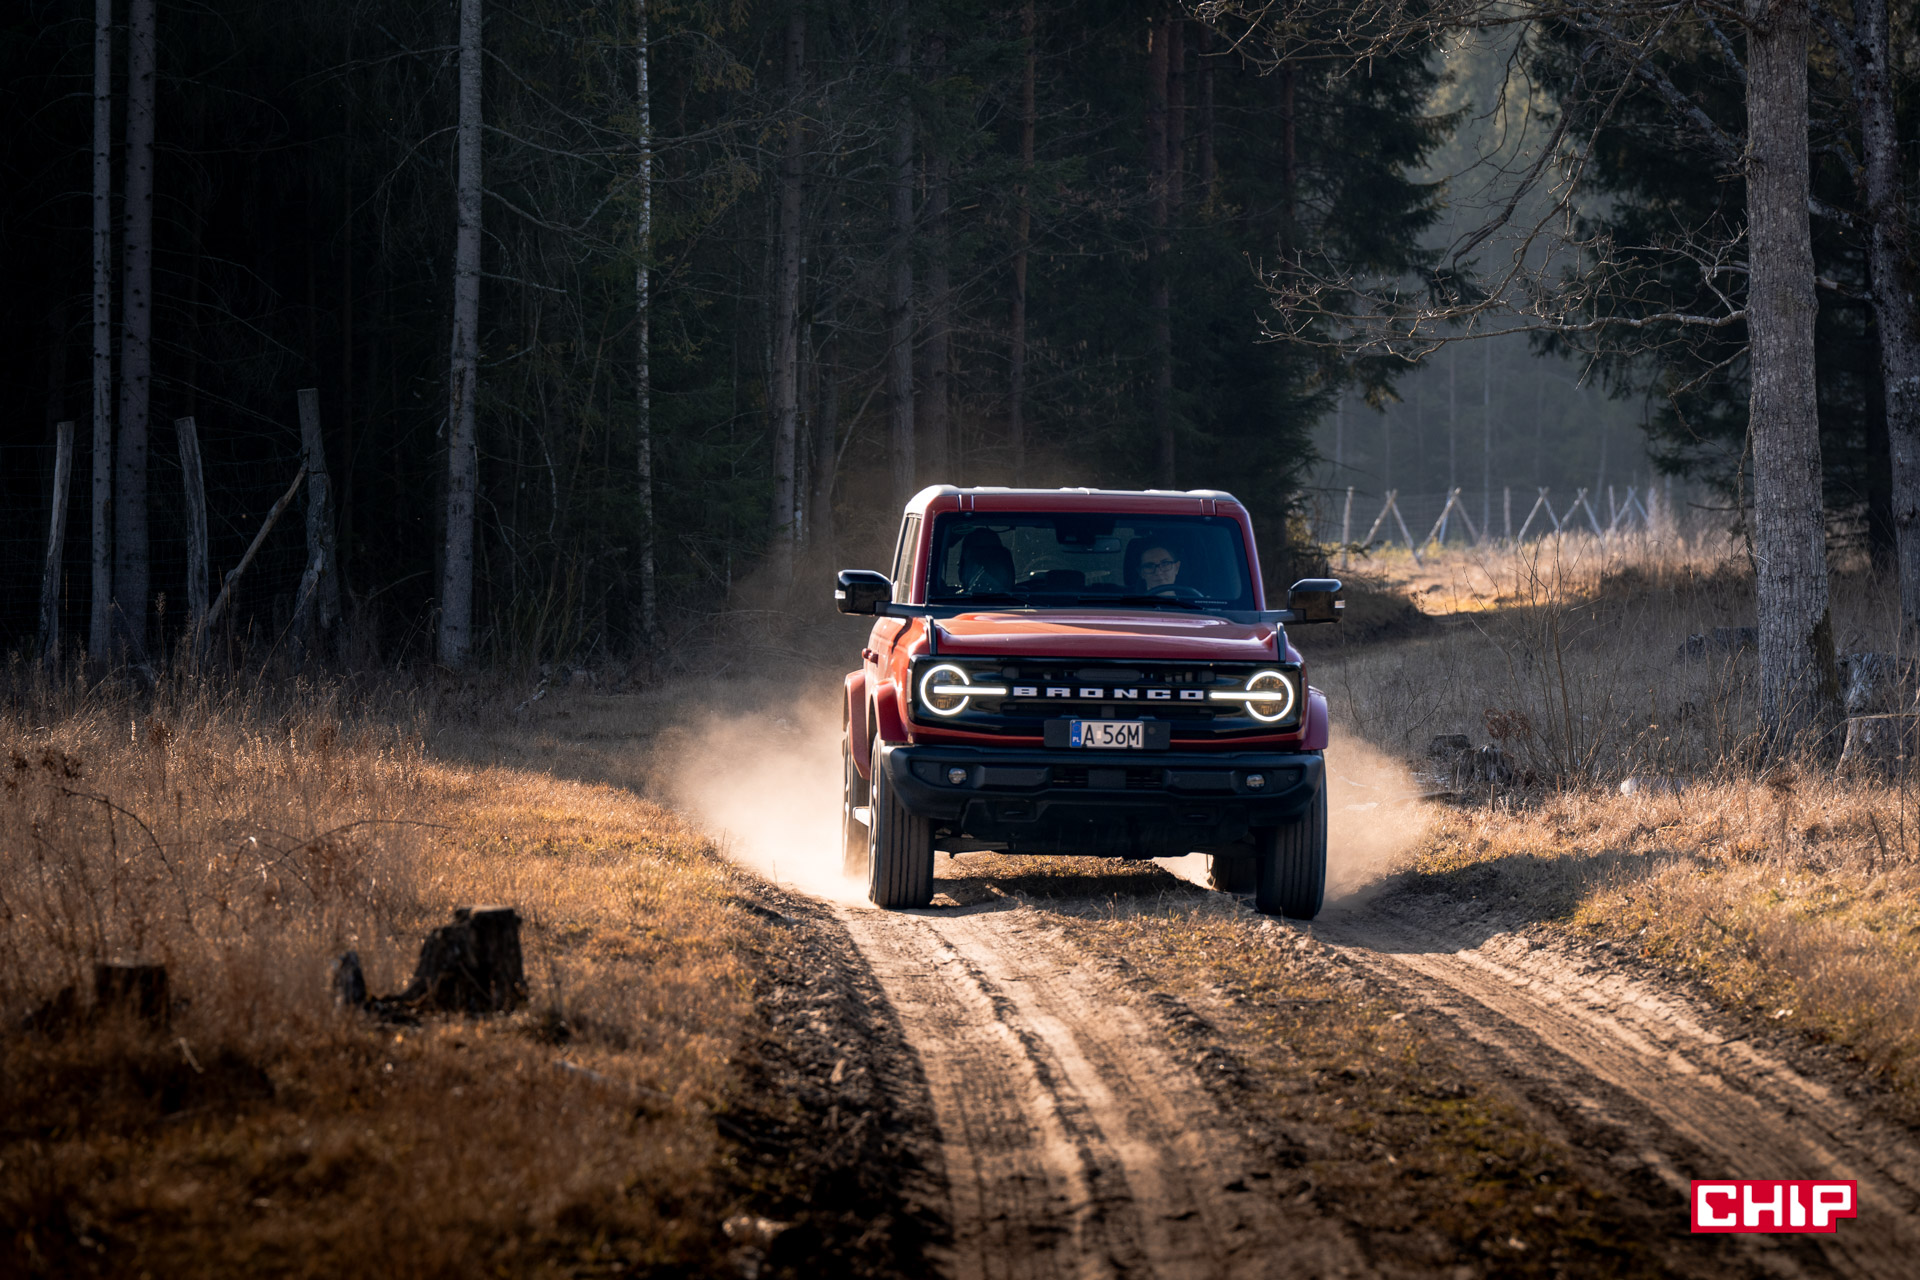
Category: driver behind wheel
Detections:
[{"x1": 1134, "y1": 542, "x2": 1181, "y2": 592}]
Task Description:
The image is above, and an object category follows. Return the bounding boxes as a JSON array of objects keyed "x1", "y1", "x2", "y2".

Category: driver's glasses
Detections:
[{"x1": 1140, "y1": 558, "x2": 1178, "y2": 573}]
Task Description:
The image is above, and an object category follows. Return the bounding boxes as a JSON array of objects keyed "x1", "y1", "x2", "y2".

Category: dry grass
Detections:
[
  {"x1": 0, "y1": 663, "x2": 768, "y2": 1277},
  {"x1": 1405, "y1": 781, "x2": 1920, "y2": 1105},
  {"x1": 1311, "y1": 530, "x2": 1920, "y2": 1111}
]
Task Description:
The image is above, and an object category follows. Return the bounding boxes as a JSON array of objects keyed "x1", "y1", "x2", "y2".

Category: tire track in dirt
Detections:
[
  {"x1": 839, "y1": 897, "x2": 1367, "y2": 1280},
  {"x1": 1315, "y1": 900, "x2": 1920, "y2": 1279}
]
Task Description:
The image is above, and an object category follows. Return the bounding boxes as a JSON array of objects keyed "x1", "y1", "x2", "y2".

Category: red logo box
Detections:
[{"x1": 1691, "y1": 1181, "x2": 1858, "y2": 1233}]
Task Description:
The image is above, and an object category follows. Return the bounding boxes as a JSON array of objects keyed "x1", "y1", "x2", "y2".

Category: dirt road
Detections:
[
  {"x1": 840, "y1": 889, "x2": 1367, "y2": 1279},
  {"x1": 831, "y1": 864, "x2": 1920, "y2": 1279}
]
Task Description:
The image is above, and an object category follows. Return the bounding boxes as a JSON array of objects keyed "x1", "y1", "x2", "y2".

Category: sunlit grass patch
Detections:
[
  {"x1": 0, "y1": 670, "x2": 768, "y2": 1277},
  {"x1": 1394, "y1": 777, "x2": 1920, "y2": 1112}
]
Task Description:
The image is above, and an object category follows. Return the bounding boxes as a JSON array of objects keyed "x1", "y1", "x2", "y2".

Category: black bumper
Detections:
[{"x1": 879, "y1": 741, "x2": 1323, "y2": 858}]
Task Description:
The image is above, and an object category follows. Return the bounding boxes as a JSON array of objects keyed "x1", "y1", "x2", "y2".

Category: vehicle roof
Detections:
[{"x1": 902, "y1": 484, "x2": 1248, "y2": 518}]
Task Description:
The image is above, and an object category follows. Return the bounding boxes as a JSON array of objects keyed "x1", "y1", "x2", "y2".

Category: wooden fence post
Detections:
[
  {"x1": 39, "y1": 421, "x2": 75, "y2": 661},
  {"x1": 291, "y1": 388, "x2": 342, "y2": 658},
  {"x1": 176, "y1": 417, "x2": 208, "y2": 645},
  {"x1": 1340, "y1": 486, "x2": 1354, "y2": 570}
]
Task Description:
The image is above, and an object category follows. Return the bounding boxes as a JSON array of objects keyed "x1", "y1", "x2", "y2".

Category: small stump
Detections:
[
  {"x1": 1838, "y1": 714, "x2": 1920, "y2": 778},
  {"x1": 392, "y1": 906, "x2": 527, "y2": 1014},
  {"x1": 94, "y1": 963, "x2": 169, "y2": 1029}
]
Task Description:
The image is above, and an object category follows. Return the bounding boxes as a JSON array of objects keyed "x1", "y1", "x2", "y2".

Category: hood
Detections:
[{"x1": 932, "y1": 609, "x2": 1282, "y2": 662}]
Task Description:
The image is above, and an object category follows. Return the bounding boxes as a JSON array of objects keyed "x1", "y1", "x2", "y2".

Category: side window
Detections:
[{"x1": 890, "y1": 515, "x2": 920, "y2": 598}]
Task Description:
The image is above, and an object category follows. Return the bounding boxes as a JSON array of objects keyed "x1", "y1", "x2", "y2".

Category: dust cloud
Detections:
[
  {"x1": 653, "y1": 682, "x2": 867, "y2": 903},
  {"x1": 1323, "y1": 730, "x2": 1431, "y2": 900},
  {"x1": 650, "y1": 673, "x2": 1429, "y2": 909}
]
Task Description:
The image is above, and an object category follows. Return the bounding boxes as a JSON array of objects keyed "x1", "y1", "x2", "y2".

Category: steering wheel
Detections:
[{"x1": 1148, "y1": 584, "x2": 1205, "y2": 600}]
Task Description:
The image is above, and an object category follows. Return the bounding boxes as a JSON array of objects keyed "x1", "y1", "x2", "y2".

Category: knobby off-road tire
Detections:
[
  {"x1": 1206, "y1": 851, "x2": 1258, "y2": 893},
  {"x1": 1254, "y1": 778, "x2": 1327, "y2": 920},
  {"x1": 867, "y1": 738, "x2": 935, "y2": 908},
  {"x1": 842, "y1": 735, "x2": 870, "y2": 878}
]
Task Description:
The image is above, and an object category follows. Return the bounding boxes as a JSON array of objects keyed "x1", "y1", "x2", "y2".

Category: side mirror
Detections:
[
  {"x1": 1286, "y1": 578, "x2": 1343, "y2": 624},
  {"x1": 835, "y1": 569, "x2": 894, "y2": 616}
]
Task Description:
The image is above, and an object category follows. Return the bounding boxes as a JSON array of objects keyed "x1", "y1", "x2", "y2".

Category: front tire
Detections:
[
  {"x1": 841, "y1": 735, "x2": 870, "y2": 878},
  {"x1": 1254, "y1": 778, "x2": 1327, "y2": 920},
  {"x1": 867, "y1": 738, "x2": 935, "y2": 908}
]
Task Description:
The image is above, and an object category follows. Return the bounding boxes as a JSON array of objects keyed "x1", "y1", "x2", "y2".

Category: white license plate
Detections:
[{"x1": 1070, "y1": 720, "x2": 1145, "y2": 749}]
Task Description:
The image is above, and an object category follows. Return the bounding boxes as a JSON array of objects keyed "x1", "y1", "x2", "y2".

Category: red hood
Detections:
[{"x1": 932, "y1": 609, "x2": 1282, "y2": 662}]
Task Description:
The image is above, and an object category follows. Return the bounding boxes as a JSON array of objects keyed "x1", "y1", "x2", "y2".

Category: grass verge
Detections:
[{"x1": 0, "y1": 670, "x2": 930, "y2": 1277}]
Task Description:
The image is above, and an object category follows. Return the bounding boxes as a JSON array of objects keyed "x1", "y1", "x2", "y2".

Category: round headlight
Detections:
[
  {"x1": 1242, "y1": 669, "x2": 1296, "y2": 723},
  {"x1": 918, "y1": 663, "x2": 975, "y2": 716}
]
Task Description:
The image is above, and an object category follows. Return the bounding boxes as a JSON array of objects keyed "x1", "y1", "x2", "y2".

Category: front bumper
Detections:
[{"x1": 879, "y1": 741, "x2": 1323, "y2": 858}]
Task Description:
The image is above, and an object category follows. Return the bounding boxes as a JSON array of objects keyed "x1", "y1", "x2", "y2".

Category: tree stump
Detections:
[
  {"x1": 1838, "y1": 714, "x2": 1920, "y2": 778},
  {"x1": 331, "y1": 950, "x2": 368, "y2": 1008},
  {"x1": 1838, "y1": 652, "x2": 1912, "y2": 716},
  {"x1": 94, "y1": 963, "x2": 169, "y2": 1029},
  {"x1": 393, "y1": 906, "x2": 527, "y2": 1014}
]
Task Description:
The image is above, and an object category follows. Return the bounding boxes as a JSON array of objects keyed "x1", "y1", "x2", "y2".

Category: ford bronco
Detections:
[{"x1": 836, "y1": 486, "x2": 1339, "y2": 917}]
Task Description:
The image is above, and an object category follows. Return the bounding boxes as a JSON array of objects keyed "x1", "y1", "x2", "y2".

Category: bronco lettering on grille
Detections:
[{"x1": 1009, "y1": 685, "x2": 1204, "y2": 701}]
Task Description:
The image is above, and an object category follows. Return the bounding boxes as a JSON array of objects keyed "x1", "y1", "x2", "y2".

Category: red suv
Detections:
[{"x1": 837, "y1": 486, "x2": 1339, "y2": 917}]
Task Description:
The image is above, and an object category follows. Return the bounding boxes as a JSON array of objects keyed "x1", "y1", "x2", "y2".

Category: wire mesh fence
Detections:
[{"x1": 1304, "y1": 482, "x2": 1677, "y2": 561}]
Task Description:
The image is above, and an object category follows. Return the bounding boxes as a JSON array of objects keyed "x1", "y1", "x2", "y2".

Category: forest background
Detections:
[{"x1": 0, "y1": 0, "x2": 1913, "y2": 673}]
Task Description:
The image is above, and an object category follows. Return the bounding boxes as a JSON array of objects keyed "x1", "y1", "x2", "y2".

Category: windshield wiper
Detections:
[
  {"x1": 926, "y1": 591, "x2": 1027, "y2": 605},
  {"x1": 1076, "y1": 593, "x2": 1210, "y2": 610}
]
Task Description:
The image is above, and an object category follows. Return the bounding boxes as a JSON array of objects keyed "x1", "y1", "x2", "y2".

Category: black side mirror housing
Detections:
[
  {"x1": 835, "y1": 569, "x2": 894, "y2": 616},
  {"x1": 1285, "y1": 578, "x2": 1343, "y2": 624}
]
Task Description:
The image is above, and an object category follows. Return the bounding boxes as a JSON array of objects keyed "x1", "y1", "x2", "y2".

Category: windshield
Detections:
[{"x1": 926, "y1": 512, "x2": 1256, "y2": 610}]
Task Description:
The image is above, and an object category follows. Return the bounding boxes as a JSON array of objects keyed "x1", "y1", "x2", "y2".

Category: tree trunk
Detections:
[
  {"x1": 1010, "y1": 0, "x2": 1034, "y2": 485},
  {"x1": 1852, "y1": 0, "x2": 1920, "y2": 641},
  {"x1": 41, "y1": 422, "x2": 75, "y2": 662},
  {"x1": 440, "y1": 0, "x2": 483, "y2": 667},
  {"x1": 114, "y1": 0, "x2": 156, "y2": 661},
  {"x1": 1745, "y1": 0, "x2": 1839, "y2": 739},
  {"x1": 811, "y1": 306, "x2": 839, "y2": 549},
  {"x1": 176, "y1": 416, "x2": 207, "y2": 643},
  {"x1": 920, "y1": 31, "x2": 951, "y2": 483},
  {"x1": 89, "y1": 0, "x2": 112, "y2": 660},
  {"x1": 1197, "y1": 23, "x2": 1215, "y2": 202},
  {"x1": 636, "y1": 0, "x2": 656, "y2": 642},
  {"x1": 887, "y1": 0, "x2": 915, "y2": 505},
  {"x1": 1147, "y1": 14, "x2": 1172, "y2": 485},
  {"x1": 769, "y1": 4, "x2": 805, "y2": 577}
]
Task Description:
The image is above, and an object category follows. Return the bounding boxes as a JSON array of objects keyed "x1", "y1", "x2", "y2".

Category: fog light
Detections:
[
  {"x1": 947, "y1": 767, "x2": 968, "y2": 786},
  {"x1": 1246, "y1": 772, "x2": 1267, "y2": 790}
]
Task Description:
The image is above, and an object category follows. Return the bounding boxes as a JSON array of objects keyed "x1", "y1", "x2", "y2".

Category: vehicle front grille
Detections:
[{"x1": 1051, "y1": 766, "x2": 1165, "y2": 790}]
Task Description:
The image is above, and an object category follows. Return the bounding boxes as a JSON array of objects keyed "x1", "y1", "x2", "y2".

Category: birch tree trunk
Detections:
[
  {"x1": 812, "y1": 311, "x2": 839, "y2": 547},
  {"x1": 636, "y1": 0, "x2": 656, "y2": 641},
  {"x1": 1009, "y1": 0, "x2": 1034, "y2": 485},
  {"x1": 440, "y1": 0, "x2": 483, "y2": 667},
  {"x1": 920, "y1": 32, "x2": 951, "y2": 482},
  {"x1": 769, "y1": 3, "x2": 805, "y2": 577},
  {"x1": 1745, "y1": 0, "x2": 1839, "y2": 739},
  {"x1": 1147, "y1": 15, "x2": 1172, "y2": 485},
  {"x1": 89, "y1": 0, "x2": 112, "y2": 658},
  {"x1": 114, "y1": 0, "x2": 156, "y2": 660},
  {"x1": 41, "y1": 422, "x2": 75, "y2": 662},
  {"x1": 887, "y1": 0, "x2": 916, "y2": 503},
  {"x1": 1851, "y1": 0, "x2": 1920, "y2": 641}
]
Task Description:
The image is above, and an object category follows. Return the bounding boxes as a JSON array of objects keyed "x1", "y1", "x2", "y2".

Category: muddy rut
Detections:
[{"x1": 833, "y1": 876, "x2": 1920, "y2": 1278}]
